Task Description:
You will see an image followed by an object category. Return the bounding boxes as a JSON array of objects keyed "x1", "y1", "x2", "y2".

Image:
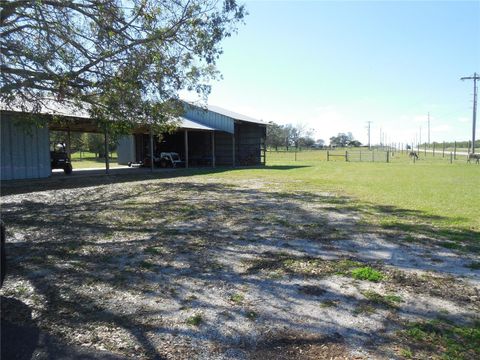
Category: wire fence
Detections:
[{"x1": 265, "y1": 148, "x2": 479, "y2": 165}]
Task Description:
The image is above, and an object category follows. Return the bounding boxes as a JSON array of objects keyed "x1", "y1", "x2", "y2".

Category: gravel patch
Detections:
[{"x1": 1, "y1": 175, "x2": 479, "y2": 359}]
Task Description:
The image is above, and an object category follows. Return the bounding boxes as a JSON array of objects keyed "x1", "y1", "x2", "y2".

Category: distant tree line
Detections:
[
  {"x1": 50, "y1": 132, "x2": 118, "y2": 158},
  {"x1": 266, "y1": 122, "x2": 324, "y2": 150},
  {"x1": 329, "y1": 132, "x2": 362, "y2": 147},
  {"x1": 425, "y1": 140, "x2": 480, "y2": 149}
]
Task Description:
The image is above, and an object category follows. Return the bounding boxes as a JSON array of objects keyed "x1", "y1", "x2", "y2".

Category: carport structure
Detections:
[
  {"x1": 117, "y1": 102, "x2": 267, "y2": 168},
  {"x1": 1, "y1": 99, "x2": 267, "y2": 181},
  {"x1": 118, "y1": 118, "x2": 218, "y2": 169}
]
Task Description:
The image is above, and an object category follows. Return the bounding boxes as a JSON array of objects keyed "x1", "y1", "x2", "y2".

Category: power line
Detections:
[{"x1": 461, "y1": 72, "x2": 479, "y2": 154}]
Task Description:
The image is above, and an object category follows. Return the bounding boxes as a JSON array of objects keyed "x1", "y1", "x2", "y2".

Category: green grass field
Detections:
[
  {"x1": 200, "y1": 149, "x2": 479, "y2": 250},
  {"x1": 70, "y1": 151, "x2": 122, "y2": 169}
]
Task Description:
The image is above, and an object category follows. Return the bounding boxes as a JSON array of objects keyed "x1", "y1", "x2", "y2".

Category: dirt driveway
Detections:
[{"x1": 1, "y1": 175, "x2": 479, "y2": 359}]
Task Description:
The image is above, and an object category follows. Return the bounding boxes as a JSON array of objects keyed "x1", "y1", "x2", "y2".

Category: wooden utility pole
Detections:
[
  {"x1": 366, "y1": 121, "x2": 372, "y2": 150},
  {"x1": 427, "y1": 112, "x2": 431, "y2": 145},
  {"x1": 461, "y1": 72, "x2": 479, "y2": 154}
]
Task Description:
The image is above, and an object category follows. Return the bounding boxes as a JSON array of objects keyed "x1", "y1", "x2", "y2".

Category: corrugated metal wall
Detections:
[
  {"x1": 117, "y1": 135, "x2": 136, "y2": 165},
  {"x1": 1, "y1": 114, "x2": 51, "y2": 180},
  {"x1": 184, "y1": 105, "x2": 234, "y2": 134}
]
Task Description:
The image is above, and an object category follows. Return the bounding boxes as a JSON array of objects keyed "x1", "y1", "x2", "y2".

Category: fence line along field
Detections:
[{"x1": 266, "y1": 147, "x2": 478, "y2": 164}]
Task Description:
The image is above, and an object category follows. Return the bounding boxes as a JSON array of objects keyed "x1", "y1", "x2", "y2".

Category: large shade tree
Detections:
[{"x1": 1, "y1": 0, "x2": 245, "y2": 130}]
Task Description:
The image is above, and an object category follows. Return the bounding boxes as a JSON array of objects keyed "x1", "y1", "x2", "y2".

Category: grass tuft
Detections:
[
  {"x1": 351, "y1": 267, "x2": 384, "y2": 282},
  {"x1": 186, "y1": 314, "x2": 203, "y2": 326},
  {"x1": 230, "y1": 293, "x2": 244, "y2": 304},
  {"x1": 401, "y1": 319, "x2": 480, "y2": 359},
  {"x1": 362, "y1": 290, "x2": 402, "y2": 308}
]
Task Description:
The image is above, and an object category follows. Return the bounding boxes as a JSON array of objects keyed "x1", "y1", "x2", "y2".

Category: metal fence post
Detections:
[
  {"x1": 345, "y1": 151, "x2": 348, "y2": 162},
  {"x1": 442, "y1": 141, "x2": 445, "y2": 158},
  {"x1": 450, "y1": 152, "x2": 453, "y2": 164},
  {"x1": 386, "y1": 151, "x2": 389, "y2": 163},
  {"x1": 327, "y1": 151, "x2": 330, "y2": 161},
  {"x1": 433, "y1": 142, "x2": 436, "y2": 156},
  {"x1": 454, "y1": 141, "x2": 457, "y2": 160}
]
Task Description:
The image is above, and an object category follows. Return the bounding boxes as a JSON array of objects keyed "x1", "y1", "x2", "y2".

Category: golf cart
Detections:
[{"x1": 50, "y1": 142, "x2": 73, "y2": 174}]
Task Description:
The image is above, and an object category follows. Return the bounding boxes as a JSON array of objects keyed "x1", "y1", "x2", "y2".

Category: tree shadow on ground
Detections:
[
  {"x1": 0, "y1": 165, "x2": 310, "y2": 196},
  {"x1": 1, "y1": 181, "x2": 478, "y2": 359}
]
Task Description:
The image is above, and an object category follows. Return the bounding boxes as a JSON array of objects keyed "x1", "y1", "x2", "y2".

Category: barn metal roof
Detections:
[
  {"x1": 179, "y1": 117, "x2": 215, "y2": 131},
  {"x1": 0, "y1": 98, "x2": 91, "y2": 119},
  {"x1": 1, "y1": 99, "x2": 216, "y2": 131},
  {"x1": 206, "y1": 104, "x2": 267, "y2": 125}
]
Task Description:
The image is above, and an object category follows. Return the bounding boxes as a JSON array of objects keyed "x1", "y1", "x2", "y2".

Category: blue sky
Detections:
[{"x1": 181, "y1": 0, "x2": 480, "y2": 145}]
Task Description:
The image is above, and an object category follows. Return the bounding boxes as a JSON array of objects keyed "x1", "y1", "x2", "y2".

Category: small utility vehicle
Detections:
[
  {"x1": 50, "y1": 142, "x2": 73, "y2": 174},
  {"x1": 159, "y1": 152, "x2": 184, "y2": 168},
  {"x1": 128, "y1": 152, "x2": 184, "y2": 168}
]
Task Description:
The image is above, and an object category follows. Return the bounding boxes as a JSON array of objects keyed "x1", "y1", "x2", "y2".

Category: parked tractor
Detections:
[{"x1": 50, "y1": 142, "x2": 73, "y2": 174}]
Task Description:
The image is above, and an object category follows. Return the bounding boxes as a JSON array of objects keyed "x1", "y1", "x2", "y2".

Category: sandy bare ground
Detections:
[{"x1": 1, "y1": 175, "x2": 479, "y2": 359}]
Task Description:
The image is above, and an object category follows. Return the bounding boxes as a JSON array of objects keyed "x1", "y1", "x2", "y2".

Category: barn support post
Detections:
[
  {"x1": 66, "y1": 127, "x2": 71, "y2": 161},
  {"x1": 104, "y1": 126, "x2": 110, "y2": 175},
  {"x1": 232, "y1": 134, "x2": 235, "y2": 167},
  {"x1": 211, "y1": 131, "x2": 215, "y2": 168},
  {"x1": 149, "y1": 126, "x2": 154, "y2": 172},
  {"x1": 184, "y1": 130, "x2": 189, "y2": 169}
]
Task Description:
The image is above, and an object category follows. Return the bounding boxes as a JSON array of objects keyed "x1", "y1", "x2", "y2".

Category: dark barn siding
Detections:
[
  {"x1": 235, "y1": 122, "x2": 266, "y2": 165},
  {"x1": 214, "y1": 132, "x2": 234, "y2": 166}
]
